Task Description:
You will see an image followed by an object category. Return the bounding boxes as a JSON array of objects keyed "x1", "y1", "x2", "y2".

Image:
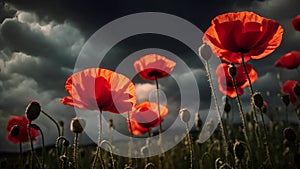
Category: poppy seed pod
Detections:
[
  {"x1": 294, "y1": 84, "x2": 300, "y2": 96},
  {"x1": 281, "y1": 95, "x2": 290, "y2": 107},
  {"x1": 228, "y1": 64, "x2": 237, "y2": 78},
  {"x1": 25, "y1": 101, "x2": 41, "y2": 121},
  {"x1": 198, "y1": 43, "x2": 212, "y2": 61},
  {"x1": 234, "y1": 141, "x2": 245, "y2": 160},
  {"x1": 284, "y1": 127, "x2": 296, "y2": 142},
  {"x1": 179, "y1": 108, "x2": 191, "y2": 123},
  {"x1": 252, "y1": 92, "x2": 264, "y2": 108},
  {"x1": 70, "y1": 117, "x2": 86, "y2": 133},
  {"x1": 10, "y1": 125, "x2": 20, "y2": 138}
]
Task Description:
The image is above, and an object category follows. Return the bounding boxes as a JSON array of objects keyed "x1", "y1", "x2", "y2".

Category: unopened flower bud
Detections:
[
  {"x1": 198, "y1": 44, "x2": 212, "y2": 61},
  {"x1": 63, "y1": 139, "x2": 70, "y2": 147},
  {"x1": 108, "y1": 119, "x2": 114, "y2": 129},
  {"x1": 59, "y1": 120, "x2": 64, "y2": 127},
  {"x1": 252, "y1": 92, "x2": 264, "y2": 109},
  {"x1": 284, "y1": 127, "x2": 296, "y2": 142},
  {"x1": 294, "y1": 84, "x2": 300, "y2": 96},
  {"x1": 10, "y1": 125, "x2": 20, "y2": 137},
  {"x1": 234, "y1": 141, "x2": 245, "y2": 160},
  {"x1": 224, "y1": 102, "x2": 231, "y2": 114},
  {"x1": 25, "y1": 101, "x2": 41, "y2": 121},
  {"x1": 70, "y1": 117, "x2": 85, "y2": 133},
  {"x1": 228, "y1": 64, "x2": 237, "y2": 78},
  {"x1": 281, "y1": 95, "x2": 290, "y2": 107},
  {"x1": 141, "y1": 146, "x2": 149, "y2": 156},
  {"x1": 179, "y1": 108, "x2": 191, "y2": 123}
]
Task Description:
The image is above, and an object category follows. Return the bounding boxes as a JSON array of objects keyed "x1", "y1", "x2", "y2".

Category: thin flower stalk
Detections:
[{"x1": 204, "y1": 60, "x2": 229, "y2": 161}]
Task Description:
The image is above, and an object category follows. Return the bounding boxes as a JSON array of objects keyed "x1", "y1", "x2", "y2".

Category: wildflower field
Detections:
[{"x1": 1, "y1": 3, "x2": 300, "y2": 169}]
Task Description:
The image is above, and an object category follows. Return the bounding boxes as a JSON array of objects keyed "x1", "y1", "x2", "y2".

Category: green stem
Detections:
[
  {"x1": 92, "y1": 110, "x2": 105, "y2": 169},
  {"x1": 127, "y1": 111, "x2": 133, "y2": 166},
  {"x1": 19, "y1": 143, "x2": 23, "y2": 169},
  {"x1": 259, "y1": 108, "x2": 274, "y2": 169},
  {"x1": 205, "y1": 60, "x2": 229, "y2": 161},
  {"x1": 38, "y1": 127, "x2": 45, "y2": 169},
  {"x1": 155, "y1": 77, "x2": 163, "y2": 135},
  {"x1": 286, "y1": 106, "x2": 289, "y2": 124},
  {"x1": 73, "y1": 133, "x2": 79, "y2": 169},
  {"x1": 28, "y1": 123, "x2": 41, "y2": 169},
  {"x1": 241, "y1": 52, "x2": 262, "y2": 153},
  {"x1": 186, "y1": 123, "x2": 193, "y2": 169},
  {"x1": 232, "y1": 76, "x2": 249, "y2": 144},
  {"x1": 41, "y1": 110, "x2": 61, "y2": 137}
]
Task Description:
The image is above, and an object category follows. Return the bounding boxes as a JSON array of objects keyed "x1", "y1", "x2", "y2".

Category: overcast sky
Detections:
[{"x1": 0, "y1": 0, "x2": 300, "y2": 152}]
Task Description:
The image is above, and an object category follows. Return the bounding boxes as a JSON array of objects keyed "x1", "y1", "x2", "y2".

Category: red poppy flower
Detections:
[
  {"x1": 292, "y1": 15, "x2": 300, "y2": 31},
  {"x1": 275, "y1": 51, "x2": 300, "y2": 69},
  {"x1": 216, "y1": 63, "x2": 258, "y2": 98},
  {"x1": 282, "y1": 80, "x2": 299, "y2": 104},
  {"x1": 61, "y1": 68, "x2": 136, "y2": 114},
  {"x1": 6, "y1": 116, "x2": 39, "y2": 144},
  {"x1": 203, "y1": 11, "x2": 284, "y2": 64},
  {"x1": 133, "y1": 54, "x2": 176, "y2": 80},
  {"x1": 128, "y1": 102, "x2": 168, "y2": 136}
]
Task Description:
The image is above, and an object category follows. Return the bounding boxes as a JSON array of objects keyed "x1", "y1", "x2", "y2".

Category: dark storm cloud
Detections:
[{"x1": 0, "y1": 0, "x2": 300, "y2": 151}]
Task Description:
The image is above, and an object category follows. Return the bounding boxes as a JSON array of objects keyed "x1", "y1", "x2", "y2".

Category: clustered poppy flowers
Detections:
[
  {"x1": 7, "y1": 115, "x2": 39, "y2": 144},
  {"x1": 203, "y1": 11, "x2": 283, "y2": 98}
]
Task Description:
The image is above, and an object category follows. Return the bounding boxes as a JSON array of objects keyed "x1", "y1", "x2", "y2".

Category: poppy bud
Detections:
[
  {"x1": 294, "y1": 84, "x2": 300, "y2": 96},
  {"x1": 281, "y1": 95, "x2": 290, "y2": 107},
  {"x1": 198, "y1": 43, "x2": 212, "y2": 61},
  {"x1": 70, "y1": 117, "x2": 85, "y2": 133},
  {"x1": 195, "y1": 113, "x2": 202, "y2": 129},
  {"x1": 141, "y1": 145, "x2": 149, "y2": 156},
  {"x1": 63, "y1": 139, "x2": 70, "y2": 147},
  {"x1": 10, "y1": 125, "x2": 20, "y2": 138},
  {"x1": 25, "y1": 101, "x2": 41, "y2": 121},
  {"x1": 228, "y1": 64, "x2": 237, "y2": 78},
  {"x1": 59, "y1": 120, "x2": 65, "y2": 127},
  {"x1": 179, "y1": 108, "x2": 191, "y2": 123},
  {"x1": 283, "y1": 127, "x2": 296, "y2": 142},
  {"x1": 252, "y1": 92, "x2": 264, "y2": 109},
  {"x1": 224, "y1": 102, "x2": 231, "y2": 114},
  {"x1": 234, "y1": 141, "x2": 245, "y2": 160},
  {"x1": 108, "y1": 119, "x2": 114, "y2": 129}
]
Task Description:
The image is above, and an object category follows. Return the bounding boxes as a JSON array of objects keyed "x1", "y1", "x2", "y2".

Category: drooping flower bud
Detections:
[
  {"x1": 234, "y1": 141, "x2": 245, "y2": 160},
  {"x1": 10, "y1": 125, "x2": 20, "y2": 138},
  {"x1": 25, "y1": 101, "x2": 41, "y2": 121},
  {"x1": 198, "y1": 43, "x2": 212, "y2": 61},
  {"x1": 63, "y1": 139, "x2": 70, "y2": 147},
  {"x1": 284, "y1": 127, "x2": 296, "y2": 142},
  {"x1": 179, "y1": 108, "x2": 191, "y2": 123},
  {"x1": 70, "y1": 117, "x2": 86, "y2": 133},
  {"x1": 228, "y1": 64, "x2": 237, "y2": 78},
  {"x1": 294, "y1": 84, "x2": 300, "y2": 96},
  {"x1": 281, "y1": 94, "x2": 290, "y2": 107},
  {"x1": 252, "y1": 92, "x2": 264, "y2": 109}
]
